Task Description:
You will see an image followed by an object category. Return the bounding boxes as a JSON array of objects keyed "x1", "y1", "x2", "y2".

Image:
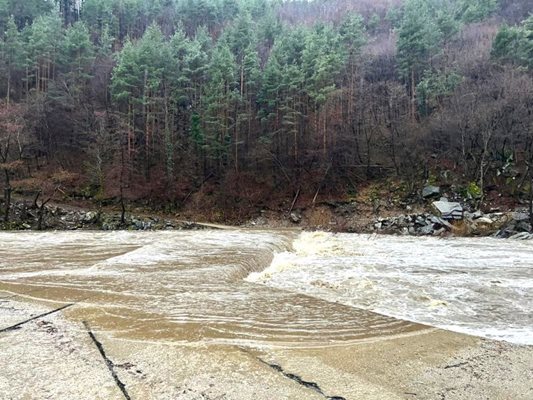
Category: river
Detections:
[{"x1": 0, "y1": 230, "x2": 531, "y2": 346}]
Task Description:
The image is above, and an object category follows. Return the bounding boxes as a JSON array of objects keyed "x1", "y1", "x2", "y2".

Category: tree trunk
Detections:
[
  {"x1": 120, "y1": 195, "x2": 126, "y2": 226},
  {"x1": 37, "y1": 204, "x2": 45, "y2": 230},
  {"x1": 6, "y1": 71, "x2": 11, "y2": 105},
  {"x1": 3, "y1": 186, "x2": 11, "y2": 223},
  {"x1": 529, "y1": 174, "x2": 533, "y2": 233}
]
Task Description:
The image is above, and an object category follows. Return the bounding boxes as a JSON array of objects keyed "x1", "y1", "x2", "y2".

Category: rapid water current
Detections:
[{"x1": 0, "y1": 230, "x2": 531, "y2": 346}]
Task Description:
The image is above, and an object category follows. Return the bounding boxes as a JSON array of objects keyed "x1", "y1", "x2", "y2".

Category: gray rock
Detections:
[
  {"x1": 471, "y1": 210, "x2": 484, "y2": 220},
  {"x1": 476, "y1": 217, "x2": 494, "y2": 224},
  {"x1": 431, "y1": 200, "x2": 463, "y2": 220},
  {"x1": 516, "y1": 221, "x2": 532, "y2": 232},
  {"x1": 422, "y1": 186, "x2": 440, "y2": 198},
  {"x1": 428, "y1": 215, "x2": 454, "y2": 229},
  {"x1": 415, "y1": 216, "x2": 427, "y2": 226},
  {"x1": 513, "y1": 212, "x2": 530, "y2": 221},
  {"x1": 82, "y1": 211, "x2": 98, "y2": 223},
  {"x1": 433, "y1": 228, "x2": 446, "y2": 236},
  {"x1": 289, "y1": 212, "x2": 301, "y2": 223},
  {"x1": 419, "y1": 225, "x2": 434, "y2": 235},
  {"x1": 509, "y1": 232, "x2": 533, "y2": 240}
]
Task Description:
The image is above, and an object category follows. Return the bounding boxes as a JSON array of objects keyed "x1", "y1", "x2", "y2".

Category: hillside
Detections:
[{"x1": 0, "y1": 0, "x2": 532, "y2": 224}]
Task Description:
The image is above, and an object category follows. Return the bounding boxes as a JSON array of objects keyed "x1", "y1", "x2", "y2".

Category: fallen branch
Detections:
[{"x1": 288, "y1": 187, "x2": 301, "y2": 215}]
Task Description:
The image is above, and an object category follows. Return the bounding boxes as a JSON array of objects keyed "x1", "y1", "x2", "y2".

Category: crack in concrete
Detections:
[
  {"x1": 0, "y1": 303, "x2": 74, "y2": 333},
  {"x1": 256, "y1": 357, "x2": 346, "y2": 400},
  {"x1": 83, "y1": 321, "x2": 132, "y2": 400}
]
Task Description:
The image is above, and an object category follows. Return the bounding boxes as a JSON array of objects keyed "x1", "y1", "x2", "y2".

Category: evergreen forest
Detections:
[{"x1": 1, "y1": 0, "x2": 532, "y2": 219}]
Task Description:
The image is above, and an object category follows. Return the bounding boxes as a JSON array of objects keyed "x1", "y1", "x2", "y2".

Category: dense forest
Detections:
[{"x1": 0, "y1": 0, "x2": 532, "y2": 220}]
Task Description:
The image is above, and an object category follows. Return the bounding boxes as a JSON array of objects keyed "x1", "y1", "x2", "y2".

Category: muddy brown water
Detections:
[
  {"x1": 2, "y1": 230, "x2": 530, "y2": 347},
  {"x1": 0, "y1": 230, "x2": 420, "y2": 347}
]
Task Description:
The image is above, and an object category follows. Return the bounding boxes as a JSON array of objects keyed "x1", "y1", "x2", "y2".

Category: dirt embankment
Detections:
[{"x1": 1, "y1": 181, "x2": 532, "y2": 239}]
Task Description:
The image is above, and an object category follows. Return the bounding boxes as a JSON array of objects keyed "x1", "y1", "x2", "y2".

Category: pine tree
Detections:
[
  {"x1": 397, "y1": 0, "x2": 440, "y2": 119},
  {"x1": 111, "y1": 39, "x2": 143, "y2": 156},
  {"x1": 492, "y1": 25, "x2": 523, "y2": 65},
  {"x1": 0, "y1": 0, "x2": 53, "y2": 30},
  {"x1": 302, "y1": 25, "x2": 345, "y2": 159},
  {"x1": 492, "y1": 15, "x2": 533, "y2": 70},
  {"x1": 519, "y1": 16, "x2": 533, "y2": 69},
  {"x1": 26, "y1": 13, "x2": 64, "y2": 93},
  {"x1": 1, "y1": 16, "x2": 23, "y2": 104},
  {"x1": 204, "y1": 41, "x2": 237, "y2": 173},
  {"x1": 81, "y1": 0, "x2": 118, "y2": 42},
  {"x1": 61, "y1": 21, "x2": 94, "y2": 87}
]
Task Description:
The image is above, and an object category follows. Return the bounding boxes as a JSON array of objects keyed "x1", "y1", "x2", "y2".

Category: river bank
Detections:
[
  {"x1": 1, "y1": 295, "x2": 531, "y2": 400},
  {"x1": 1, "y1": 196, "x2": 532, "y2": 240}
]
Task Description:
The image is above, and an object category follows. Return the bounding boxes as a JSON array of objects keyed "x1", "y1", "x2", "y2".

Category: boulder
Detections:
[
  {"x1": 422, "y1": 185, "x2": 440, "y2": 198},
  {"x1": 82, "y1": 211, "x2": 98, "y2": 223},
  {"x1": 289, "y1": 212, "x2": 302, "y2": 224},
  {"x1": 476, "y1": 217, "x2": 494, "y2": 225},
  {"x1": 516, "y1": 221, "x2": 532, "y2": 232},
  {"x1": 470, "y1": 210, "x2": 484, "y2": 220},
  {"x1": 419, "y1": 225, "x2": 434, "y2": 235},
  {"x1": 513, "y1": 212, "x2": 530, "y2": 222},
  {"x1": 509, "y1": 232, "x2": 533, "y2": 240},
  {"x1": 431, "y1": 200, "x2": 463, "y2": 220}
]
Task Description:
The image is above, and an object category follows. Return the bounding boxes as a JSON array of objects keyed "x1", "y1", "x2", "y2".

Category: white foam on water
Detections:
[{"x1": 247, "y1": 232, "x2": 533, "y2": 345}]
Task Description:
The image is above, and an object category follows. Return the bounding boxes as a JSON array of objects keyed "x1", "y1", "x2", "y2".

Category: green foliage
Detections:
[
  {"x1": 457, "y1": 0, "x2": 498, "y2": 23},
  {"x1": 397, "y1": 0, "x2": 440, "y2": 83},
  {"x1": 1, "y1": 0, "x2": 532, "y2": 207},
  {"x1": 62, "y1": 22, "x2": 94, "y2": 80},
  {"x1": 492, "y1": 15, "x2": 533, "y2": 69},
  {"x1": 302, "y1": 24, "x2": 345, "y2": 106},
  {"x1": 340, "y1": 13, "x2": 367, "y2": 56},
  {"x1": 417, "y1": 70, "x2": 462, "y2": 116},
  {"x1": 110, "y1": 40, "x2": 142, "y2": 104},
  {"x1": 466, "y1": 182, "x2": 482, "y2": 199},
  {"x1": 492, "y1": 24, "x2": 522, "y2": 62},
  {"x1": 0, "y1": 0, "x2": 53, "y2": 30},
  {"x1": 1, "y1": 15, "x2": 24, "y2": 96}
]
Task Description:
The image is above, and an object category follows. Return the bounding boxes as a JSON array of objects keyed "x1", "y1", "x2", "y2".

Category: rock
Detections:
[
  {"x1": 516, "y1": 221, "x2": 532, "y2": 232},
  {"x1": 415, "y1": 216, "x2": 427, "y2": 226},
  {"x1": 513, "y1": 212, "x2": 530, "y2": 222},
  {"x1": 419, "y1": 225, "x2": 434, "y2": 235},
  {"x1": 428, "y1": 215, "x2": 454, "y2": 230},
  {"x1": 422, "y1": 186, "x2": 440, "y2": 198},
  {"x1": 433, "y1": 227, "x2": 446, "y2": 236},
  {"x1": 509, "y1": 232, "x2": 533, "y2": 240},
  {"x1": 471, "y1": 210, "x2": 484, "y2": 220},
  {"x1": 289, "y1": 212, "x2": 301, "y2": 224},
  {"x1": 82, "y1": 211, "x2": 98, "y2": 223},
  {"x1": 431, "y1": 200, "x2": 463, "y2": 220},
  {"x1": 476, "y1": 217, "x2": 494, "y2": 224}
]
